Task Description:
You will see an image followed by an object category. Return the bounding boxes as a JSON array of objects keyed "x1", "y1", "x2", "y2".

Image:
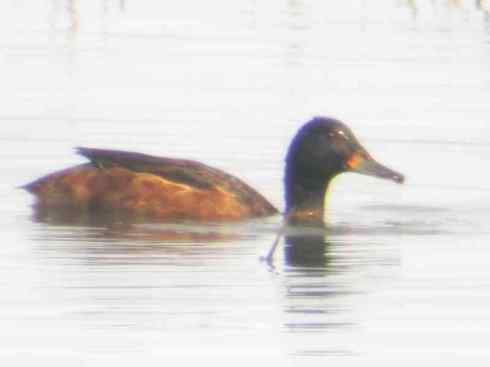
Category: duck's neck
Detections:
[{"x1": 284, "y1": 173, "x2": 335, "y2": 226}]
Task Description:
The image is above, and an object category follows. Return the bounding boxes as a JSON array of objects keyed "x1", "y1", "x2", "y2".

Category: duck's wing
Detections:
[
  {"x1": 77, "y1": 147, "x2": 216, "y2": 190},
  {"x1": 76, "y1": 147, "x2": 278, "y2": 216}
]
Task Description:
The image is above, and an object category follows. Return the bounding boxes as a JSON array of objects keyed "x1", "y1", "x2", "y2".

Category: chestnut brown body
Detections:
[{"x1": 24, "y1": 148, "x2": 278, "y2": 221}]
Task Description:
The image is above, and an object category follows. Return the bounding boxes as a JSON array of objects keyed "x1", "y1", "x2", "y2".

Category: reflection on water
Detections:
[
  {"x1": 402, "y1": 0, "x2": 490, "y2": 16},
  {"x1": 25, "y1": 202, "x2": 458, "y2": 360},
  {"x1": 28, "y1": 216, "x2": 392, "y2": 358},
  {"x1": 49, "y1": 0, "x2": 80, "y2": 32},
  {"x1": 278, "y1": 226, "x2": 400, "y2": 357},
  {"x1": 50, "y1": 0, "x2": 126, "y2": 32},
  {"x1": 283, "y1": 231, "x2": 350, "y2": 357},
  {"x1": 29, "y1": 208, "x2": 254, "y2": 262},
  {"x1": 67, "y1": 0, "x2": 79, "y2": 32},
  {"x1": 44, "y1": 0, "x2": 490, "y2": 35},
  {"x1": 3, "y1": 0, "x2": 490, "y2": 364},
  {"x1": 284, "y1": 231, "x2": 332, "y2": 269}
]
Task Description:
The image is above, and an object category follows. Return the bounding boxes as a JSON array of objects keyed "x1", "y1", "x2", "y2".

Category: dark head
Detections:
[{"x1": 285, "y1": 116, "x2": 404, "y2": 224}]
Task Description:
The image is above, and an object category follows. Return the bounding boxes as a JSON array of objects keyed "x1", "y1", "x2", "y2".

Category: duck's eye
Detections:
[
  {"x1": 328, "y1": 130, "x2": 350, "y2": 140},
  {"x1": 335, "y1": 130, "x2": 350, "y2": 140}
]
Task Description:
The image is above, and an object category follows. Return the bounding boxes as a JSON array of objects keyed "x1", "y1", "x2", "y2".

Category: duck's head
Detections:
[{"x1": 284, "y1": 116, "x2": 404, "y2": 223}]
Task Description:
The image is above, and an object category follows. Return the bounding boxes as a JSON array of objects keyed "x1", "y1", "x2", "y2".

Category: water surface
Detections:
[{"x1": 1, "y1": 1, "x2": 490, "y2": 365}]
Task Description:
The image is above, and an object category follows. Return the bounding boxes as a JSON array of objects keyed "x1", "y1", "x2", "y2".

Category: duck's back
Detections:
[{"x1": 24, "y1": 148, "x2": 278, "y2": 221}]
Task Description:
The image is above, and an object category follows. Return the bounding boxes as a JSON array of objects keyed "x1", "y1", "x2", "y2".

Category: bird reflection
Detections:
[
  {"x1": 280, "y1": 227, "x2": 357, "y2": 357},
  {"x1": 30, "y1": 206, "x2": 241, "y2": 245},
  {"x1": 263, "y1": 223, "x2": 335, "y2": 272},
  {"x1": 284, "y1": 231, "x2": 332, "y2": 270}
]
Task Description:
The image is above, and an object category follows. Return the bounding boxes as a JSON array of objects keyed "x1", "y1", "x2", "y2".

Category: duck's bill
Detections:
[{"x1": 346, "y1": 152, "x2": 404, "y2": 184}]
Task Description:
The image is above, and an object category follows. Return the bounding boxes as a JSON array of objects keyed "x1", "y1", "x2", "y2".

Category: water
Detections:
[{"x1": 1, "y1": 0, "x2": 490, "y2": 365}]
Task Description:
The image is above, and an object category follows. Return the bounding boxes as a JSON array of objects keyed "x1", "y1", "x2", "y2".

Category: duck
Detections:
[{"x1": 23, "y1": 116, "x2": 404, "y2": 224}]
